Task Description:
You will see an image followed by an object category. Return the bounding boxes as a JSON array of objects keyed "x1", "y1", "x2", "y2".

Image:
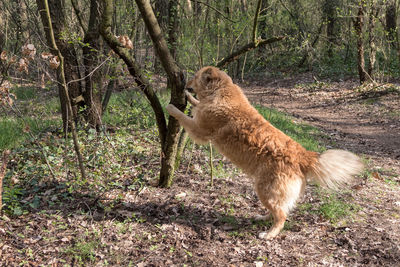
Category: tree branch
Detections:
[
  {"x1": 100, "y1": 0, "x2": 167, "y2": 145},
  {"x1": 189, "y1": 0, "x2": 236, "y2": 23},
  {"x1": 216, "y1": 36, "x2": 285, "y2": 68}
]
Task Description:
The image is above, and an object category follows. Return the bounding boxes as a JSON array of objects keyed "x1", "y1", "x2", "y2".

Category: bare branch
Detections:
[
  {"x1": 189, "y1": 0, "x2": 236, "y2": 23},
  {"x1": 216, "y1": 36, "x2": 285, "y2": 68}
]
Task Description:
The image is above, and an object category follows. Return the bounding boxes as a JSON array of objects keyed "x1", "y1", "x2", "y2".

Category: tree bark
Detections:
[
  {"x1": 167, "y1": 0, "x2": 179, "y2": 60},
  {"x1": 385, "y1": 1, "x2": 397, "y2": 44},
  {"x1": 135, "y1": 0, "x2": 187, "y2": 188}
]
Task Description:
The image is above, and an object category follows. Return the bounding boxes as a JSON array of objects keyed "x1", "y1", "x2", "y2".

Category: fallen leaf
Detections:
[
  {"x1": 49, "y1": 56, "x2": 60, "y2": 69},
  {"x1": 371, "y1": 172, "x2": 383, "y2": 180},
  {"x1": 0, "y1": 51, "x2": 7, "y2": 61}
]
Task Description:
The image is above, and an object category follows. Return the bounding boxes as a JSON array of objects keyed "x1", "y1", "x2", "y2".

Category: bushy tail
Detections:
[{"x1": 306, "y1": 149, "x2": 364, "y2": 190}]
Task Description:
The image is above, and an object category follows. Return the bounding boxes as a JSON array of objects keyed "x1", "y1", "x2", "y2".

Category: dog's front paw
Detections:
[
  {"x1": 184, "y1": 90, "x2": 192, "y2": 98},
  {"x1": 166, "y1": 104, "x2": 180, "y2": 117}
]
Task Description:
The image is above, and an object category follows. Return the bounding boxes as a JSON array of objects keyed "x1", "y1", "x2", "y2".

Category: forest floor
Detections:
[{"x1": 1, "y1": 75, "x2": 400, "y2": 266}]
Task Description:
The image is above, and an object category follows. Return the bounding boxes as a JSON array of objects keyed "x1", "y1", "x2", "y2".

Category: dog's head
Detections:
[{"x1": 186, "y1": 66, "x2": 232, "y2": 99}]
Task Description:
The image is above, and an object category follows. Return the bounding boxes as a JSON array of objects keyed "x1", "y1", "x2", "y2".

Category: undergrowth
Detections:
[{"x1": 2, "y1": 85, "x2": 351, "y2": 227}]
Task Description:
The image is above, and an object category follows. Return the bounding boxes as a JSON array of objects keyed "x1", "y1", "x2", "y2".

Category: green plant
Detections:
[
  {"x1": 317, "y1": 191, "x2": 360, "y2": 224},
  {"x1": 64, "y1": 231, "x2": 102, "y2": 265},
  {"x1": 2, "y1": 175, "x2": 25, "y2": 216}
]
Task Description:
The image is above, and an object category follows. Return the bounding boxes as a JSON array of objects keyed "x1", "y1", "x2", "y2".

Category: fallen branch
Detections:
[
  {"x1": 0, "y1": 150, "x2": 10, "y2": 212},
  {"x1": 216, "y1": 36, "x2": 285, "y2": 68}
]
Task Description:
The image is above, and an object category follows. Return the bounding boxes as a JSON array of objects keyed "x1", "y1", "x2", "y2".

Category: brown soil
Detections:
[{"x1": 1, "y1": 76, "x2": 399, "y2": 266}]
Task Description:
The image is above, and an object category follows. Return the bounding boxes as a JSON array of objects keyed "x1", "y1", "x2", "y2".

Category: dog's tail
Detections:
[{"x1": 305, "y1": 149, "x2": 363, "y2": 190}]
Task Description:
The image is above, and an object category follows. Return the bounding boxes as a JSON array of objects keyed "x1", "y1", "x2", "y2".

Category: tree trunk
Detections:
[
  {"x1": 38, "y1": 0, "x2": 86, "y2": 180},
  {"x1": 323, "y1": 0, "x2": 338, "y2": 58},
  {"x1": 0, "y1": 14, "x2": 5, "y2": 52},
  {"x1": 154, "y1": 0, "x2": 169, "y2": 31},
  {"x1": 385, "y1": 1, "x2": 397, "y2": 44},
  {"x1": 36, "y1": 0, "x2": 83, "y2": 132},
  {"x1": 168, "y1": 0, "x2": 179, "y2": 60},
  {"x1": 367, "y1": 2, "x2": 378, "y2": 80},
  {"x1": 82, "y1": 0, "x2": 104, "y2": 129},
  {"x1": 354, "y1": 1, "x2": 367, "y2": 84},
  {"x1": 16, "y1": 0, "x2": 29, "y2": 42},
  {"x1": 135, "y1": 0, "x2": 187, "y2": 188}
]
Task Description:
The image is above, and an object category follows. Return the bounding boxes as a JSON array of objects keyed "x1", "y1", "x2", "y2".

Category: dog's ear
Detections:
[{"x1": 201, "y1": 67, "x2": 220, "y2": 84}]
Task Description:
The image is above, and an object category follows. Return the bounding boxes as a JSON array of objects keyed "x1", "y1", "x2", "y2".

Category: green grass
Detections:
[
  {"x1": 64, "y1": 237, "x2": 100, "y2": 265},
  {"x1": 255, "y1": 105, "x2": 325, "y2": 152},
  {"x1": 12, "y1": 86, "x2": 37, "y2": 101},
  {"x1": 296, "y1": 189, "x2": 360, "y2": 225},
  {"x1": 0, "y1": 116, "x2": 60, "y2": 150},
  {"x1": 103, "y1": 89, "x2": 168, "y2": 129},
  {"x1": 318, "y1": 192, "x2": 360, "y2": 224}
]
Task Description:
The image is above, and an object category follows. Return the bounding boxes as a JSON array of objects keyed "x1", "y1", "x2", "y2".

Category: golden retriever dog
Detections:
[{"x1": 166, "y1": 66, "x2": 363, "y2": 239}]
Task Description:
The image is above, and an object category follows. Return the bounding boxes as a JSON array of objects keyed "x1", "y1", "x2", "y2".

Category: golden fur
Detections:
[{"x1": 166, "y1": 66, "x2": 363, "y2": 239}]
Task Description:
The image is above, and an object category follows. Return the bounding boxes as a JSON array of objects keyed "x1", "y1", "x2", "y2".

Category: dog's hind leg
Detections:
[
  {"x1": 258, "y1": 207, "x2": 287, "y2": 239},
  {"x1": 256, "y1": 176, "x2": 304, "y2": 239}
]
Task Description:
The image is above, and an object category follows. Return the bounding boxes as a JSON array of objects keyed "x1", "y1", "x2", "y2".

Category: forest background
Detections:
[{"x1": 0, "y1": 0, "x2": 399, "y2": 265}]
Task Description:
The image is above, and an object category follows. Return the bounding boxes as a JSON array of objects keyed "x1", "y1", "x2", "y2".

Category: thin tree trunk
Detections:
[
  {"x1": 40, "y1": 0, "x2": 86, "y2": 180},
  {"x1": 36, "y1": 0, "x2": 83, "y2": 131},
  {"x1": 385, "y1": 1, "x2": 397, "y2": 44},
  {"x1": 354, "y1": 1, "x2": 367, "y2": 84},
  {"x1": 252, "y1": 0, "x2": 263, "y2": 43},
  {"x1": 323, "y1": 0, "x2": 338, "y2": 58},
  {"x1": 367, "y1": 2, "x2": 379, "y2": 80},
  {"x1": 298, "y1": 22, "x2": 324, "y2": 68},
  {"x1": 135, "y1": 0, "x2": 187, "y2": 188},
  {"x1": 168, "y1": 0, "x2": 179, "y2": 60},
  {"x1": 82, "y1": 0, "x2": 104, "y2": 129}
]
